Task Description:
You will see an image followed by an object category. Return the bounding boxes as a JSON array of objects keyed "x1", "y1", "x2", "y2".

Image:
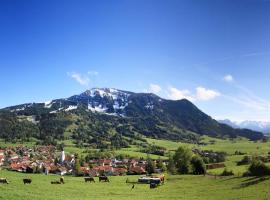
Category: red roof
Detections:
[
  {"x1": 129, "y1": 166, "x2": 146, "y2": 174},
  {"x1": 93, "y1": 166, "x2": 113, "y2": 172}
]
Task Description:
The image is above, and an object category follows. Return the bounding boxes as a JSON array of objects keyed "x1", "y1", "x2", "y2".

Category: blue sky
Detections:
[{"x1": 0, "y1": 0, "x2": 270, "y2": 121}]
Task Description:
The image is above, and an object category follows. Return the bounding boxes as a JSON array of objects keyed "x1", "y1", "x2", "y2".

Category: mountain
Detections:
[
  {"x1": 0, "y1": 88, "x2": 264, "y2": 147},
  {"x1": 219, "y1": 119, "x2": 270, "y2": 134}
]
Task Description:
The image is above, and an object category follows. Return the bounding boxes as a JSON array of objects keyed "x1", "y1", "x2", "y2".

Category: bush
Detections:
[
  {"x1": 237, "y1": 155, "x2": 252, "y2": 166},
  {"x1": 191, "y1": 156, "x2": 206, "y2": 175},
  {"x1": 220, "y1": 168, "x2": 234, "y2": 176},
  {"x1": 248, "y1": 160, "x2": 270, "y2": 176}
]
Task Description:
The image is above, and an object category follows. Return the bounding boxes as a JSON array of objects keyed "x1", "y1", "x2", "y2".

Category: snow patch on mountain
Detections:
[
  {"x1": 65, "y1": 105, "x2": 77, "y2": 111},
  {"x1": 44, "y1": 100, "x2": 53, "y2": 108}
]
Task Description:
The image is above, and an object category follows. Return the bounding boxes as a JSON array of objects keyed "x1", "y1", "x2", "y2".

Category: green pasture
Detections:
[{"x1": 0, "y1": 170, "x2": 269, "y2": 200}]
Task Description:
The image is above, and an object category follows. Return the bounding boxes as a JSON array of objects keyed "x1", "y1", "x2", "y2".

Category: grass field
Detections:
[
  {"x1": 0, "y1": 170, "x2": 270, "y2": 200},
  {"x1": 1, "y1": 137, "x2": 270, "y2": 199}
]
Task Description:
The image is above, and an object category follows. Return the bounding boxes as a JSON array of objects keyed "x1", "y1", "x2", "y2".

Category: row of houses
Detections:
[{"x1": 0, "y1": 146, "x2": 162, "y2": 176}]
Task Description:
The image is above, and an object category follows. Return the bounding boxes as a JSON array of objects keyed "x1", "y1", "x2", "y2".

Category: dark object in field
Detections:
[
  {"x1": 99, "y1": 176, "x2": 109, "y2": 182},
  {"x1": 23, "y1": 178, "x2": 32, "y2": 184},
  {"x1": 0, "y1": 178, "x2": 9, "y2": 184},
  {"x1": 150, "y1": 183, "x2": 158, "y2": 189},
  {"x1": 60, "y1": 177, "x2": 65, "y2": 184},
  {"x1": 51, "y1": 181, "x2": 62, "y2": 184},
  {"x1": 85, "y1": 177, "x2": 95, "y2": 183},
  {"x1": 131, "y1": 184, "x2": 135, "y2": 190}
]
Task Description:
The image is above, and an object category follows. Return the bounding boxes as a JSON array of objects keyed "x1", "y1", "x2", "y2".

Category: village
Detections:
[{"x1": 0, "y1": 145, "x2": 166, "y2": 177}]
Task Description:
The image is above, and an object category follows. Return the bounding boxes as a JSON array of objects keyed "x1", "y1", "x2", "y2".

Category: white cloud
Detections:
[
  {"x1": 223, "y1": 74, "x2": 234, "y2": 82},
  {"x1": 149, "y1": 84, "x2": 162, "y2": 94},
  {"x1": 167, "y1": 87, "x2": 195, "y2": 102},
  {"x1": 196, "y1": 87, "x2": 220, "y2": 101},
  {"x1": 67, "y1": 72, "x2": 90, "y2": 86},
  {"x1": 167, "y1": 86, "x2": 220, "y2": 102}
]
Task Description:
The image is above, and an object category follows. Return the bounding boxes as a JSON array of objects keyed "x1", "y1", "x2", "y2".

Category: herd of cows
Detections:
[
  {"x1": 0, "y1": 176, "x2": 110, "y2": 185},
  {"x1": 0, "y1": 175, "x2": 164, "y2": 189}
]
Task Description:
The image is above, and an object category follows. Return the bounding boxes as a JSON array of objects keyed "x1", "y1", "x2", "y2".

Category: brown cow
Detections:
[
  {"x1": 99, "y1": 176, "x2": 109, "y2": 182},
  {"x1": 85, "y1": 177, "x2": 95, "y2": 183},
  {"x1": 159, "y1": 175, "x2": 165, "y2": 184},
  {"x1": 23, "y1": 178, "x2": 32, "y2": 184},
  {"x1": 0, "y1": 178, "x2": 9, "y2": 184}
]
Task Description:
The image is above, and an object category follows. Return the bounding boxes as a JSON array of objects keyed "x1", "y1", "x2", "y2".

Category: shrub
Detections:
[
  {"x1": 237, "y1": 155, "x2": 252, "y2": 166},
  {"x1": 191, "y1": 156, "x2": 206, "y2": 175},
  {"x1": 220, "y1": 168, "x2": 234, "y2": 176},
  {"x1": 248, "y1": 160, "x2": 270, "y2": 176}
]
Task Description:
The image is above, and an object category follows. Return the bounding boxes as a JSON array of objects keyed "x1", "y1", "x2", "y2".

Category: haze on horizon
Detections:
[{"x1": 0, "y1": 0, "x2": 270, "y2": 122}]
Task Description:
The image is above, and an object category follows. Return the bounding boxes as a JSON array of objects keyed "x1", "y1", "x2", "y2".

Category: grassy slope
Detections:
[
  {"x1": 146, "y1": 136, "x2": 270, "y2": 175},
  {"x1": 0, "y1": 170, "x2": 270, "y2": 200}
]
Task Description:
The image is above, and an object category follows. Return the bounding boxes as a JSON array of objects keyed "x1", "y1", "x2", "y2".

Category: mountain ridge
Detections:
[
  {"x1": 218, "y1": 119, "x2": 270, "y2": 134},
  {"x1": 0, "y1": 88, "x2": 265, "y2": 147}
]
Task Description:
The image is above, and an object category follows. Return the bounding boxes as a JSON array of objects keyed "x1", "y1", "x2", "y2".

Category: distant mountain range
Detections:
[
  {"x1": 0, "y1": 88, "x2": 264, "y2": 147},
  {"x1": 218, "y1": 119, "x2": 270, "y2": 134}
]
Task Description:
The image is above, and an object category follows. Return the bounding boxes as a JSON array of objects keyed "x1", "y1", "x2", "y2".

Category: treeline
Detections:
[
  {"x1": 0, "y1": 111, "x2": 71, "y2": 145},
  {"x1": 0, "y1": 111, "x2": 39, "y2": 142}
]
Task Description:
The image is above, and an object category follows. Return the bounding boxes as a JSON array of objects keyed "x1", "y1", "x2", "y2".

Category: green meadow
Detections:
[
  {"x1": 0, "y1": 170, "x2": 270, "y2": 200},
  {"x1": 1, "y1": 136, "x2": 270, "y2": 199}
]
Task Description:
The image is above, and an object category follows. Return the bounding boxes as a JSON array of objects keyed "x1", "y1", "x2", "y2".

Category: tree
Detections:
[
  {"x1": 248, "y1": 159, "x2": 270, "y2": 176},
  {"x1": 156, "y1": 158, "x2": 167, "y2": 172},
  {"x1": 146, "y1": 156, "x2": 156, "y2": 175},
  {"x1": 167, "y1": 154, "x2": 176, "y2": 174},
  {"x1": 191, "y1": 156, "x2": 206, "y2": 175},
  {"x1": 173, "y1": 146, "x2": 192, "y2": 174},
  {"x1": 74, "y1": 154, "x2": 82, "y2": 176}
]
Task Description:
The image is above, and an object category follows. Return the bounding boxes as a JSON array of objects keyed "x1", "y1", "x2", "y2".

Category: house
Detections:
[
  {"x1": 128, "y1": 166, "x2": 146, "y2": 175},
  {"x1": 93, "y1": 165, "x2": 114, "y2": 176},
  {"x1": 113, "y1": 167, "x2": 127, "y2": 176},
  {"x1": 98, "y1": 159, "x2": 112, "y2": 167}
]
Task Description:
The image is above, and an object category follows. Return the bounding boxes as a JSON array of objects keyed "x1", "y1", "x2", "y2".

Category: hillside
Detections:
[{"x1": 0, "y1": 88, "x2": 264, "y2": 147}]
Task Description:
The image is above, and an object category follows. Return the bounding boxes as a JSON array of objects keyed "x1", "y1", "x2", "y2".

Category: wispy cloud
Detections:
[
  {"x1": 67, "y1": 72, "x2": 90, "y2": 86},
  {"x1": 67, "y1": 70, "x2": 99, "y2": 87},
  {"x1": 242, "y1": 51, "x2": 270, "y2": 57},
  {"x1": 223, "y1": 74, "x2": 234, "y2": 83},
  {"x1": 88, "y1": 71, "x2": 99, "y2": 76},
  {"x1": 221, "y1": 76, "x2": 270, "y2": 120}
]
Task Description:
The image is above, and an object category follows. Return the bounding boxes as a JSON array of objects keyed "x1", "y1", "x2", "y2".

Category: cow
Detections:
[
  {"x1": 150, "y1": 183, "x2": 158, "y2": 189},
  {"x1": 0, "y1": 178, "x2": 9, "y2": 184},
  {"x1": 84, "y1": 177, "x2": 95, "y2": 183},
  {"x1": 160, "y1": 175, "x2": 165, "y2": 184},
  {"x1": 99, "y1": 176, "x2": 109, "y2": 182},
  {"x1": 51, "y1": 181, "x2": 61, "y2": 184},
  {"x1": 23, "y1": 178, "x2": 32, "y2": 184},
  {"x1": 60, "y1": 177, "x2": 65, "y2": 184}
]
